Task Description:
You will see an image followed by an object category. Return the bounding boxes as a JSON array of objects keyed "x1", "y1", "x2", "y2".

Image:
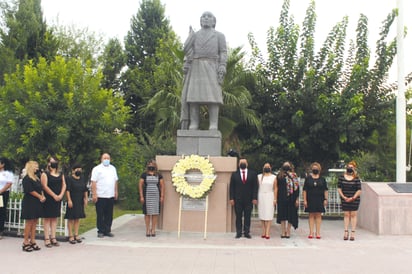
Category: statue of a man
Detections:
[{"x1": 180, "y1": 11, "x2": 227, "y2": 130}]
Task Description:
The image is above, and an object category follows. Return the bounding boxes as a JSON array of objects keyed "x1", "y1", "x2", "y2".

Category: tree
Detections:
[
  {"x1": 52, "y1": 24, "x2": 105, "y2": 68},
  {"x1": 0, "y1": 0, "x2": 58, "y2": 84},
  {"x1": 100, "y1": 38, "x2": 126, "y2": 92},
  {"x1": 121, "y1": 0, "x2": 175, "y2": 136},
  {"x1": 0, "y1": 56, "x2": 130, "y2": 171},
  {"x1": 247, "y1": 0, "x2": 397, "y2": 171}
]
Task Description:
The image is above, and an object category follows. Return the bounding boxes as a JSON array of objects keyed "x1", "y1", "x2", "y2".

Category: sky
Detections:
[{"x1": 40, "y1": 0, "x2": 412, "y2": 83}]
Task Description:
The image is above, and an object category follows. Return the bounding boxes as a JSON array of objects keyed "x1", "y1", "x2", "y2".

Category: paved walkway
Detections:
[{"x1": 2, "y1": 214, "x2": 412, "y2": 274}]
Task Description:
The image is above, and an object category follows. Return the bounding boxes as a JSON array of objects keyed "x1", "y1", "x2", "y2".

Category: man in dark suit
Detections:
[{"x1": 229, "y1": 158, "x2": 258, "y2": 238}]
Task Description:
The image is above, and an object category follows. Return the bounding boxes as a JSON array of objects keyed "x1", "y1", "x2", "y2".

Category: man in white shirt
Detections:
[{"x1": 91, "y1": 153, "x2": 119, "y2": 238}]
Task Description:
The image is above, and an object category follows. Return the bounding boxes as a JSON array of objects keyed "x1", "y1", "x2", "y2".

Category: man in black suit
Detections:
[{"x1": 229, "y1": 158, "x2": 258, "y2": 238}]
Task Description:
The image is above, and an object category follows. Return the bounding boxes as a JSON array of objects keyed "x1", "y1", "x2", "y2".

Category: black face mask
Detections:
[
  {"x1": 263, "y1": 167, "x2": 271, "y2": 173},
  {"x1": 75, "y1": 171, "x2": 82, "y2": 177},
  {"x1": 239, "y1": 163, "x2": 247, "y2": 170},
  {"x1": 50, "y1": 162, "x2": 58, "y2": 169},
  {"x1": 312, "y1": 169, "x2": 319, "y2": 175},
  {"x1": 35, "y1": 170, "x2": 41, "y2": 178},
  {"x1": 346, "y1": 168, "x2": 354, "y2": 174},
  {"x1": 282, "y1": 165, "x2": 290, "y2": 172},
  {"x1": 148, "y1": 166, "x2": 156, "y2": 171}
]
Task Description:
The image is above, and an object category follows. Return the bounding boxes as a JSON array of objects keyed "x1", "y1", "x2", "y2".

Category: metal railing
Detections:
[{"x1": 5, "y1": 198, "x2": 68, "y2": 236}]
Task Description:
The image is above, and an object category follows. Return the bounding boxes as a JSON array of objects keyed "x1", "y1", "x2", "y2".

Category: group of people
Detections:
[
  {"x1": 19, "y1": 156, "x2": 89, "y2": 252},
  {"x1": 2, "y1": 153, "x2": 361, "y2": 252},
  {"x1": 17, "y1": 152, "x2": 118, "y2": 252},
  {"x1": 230, "y1": 158, "x2": 362, "y2": 241}
]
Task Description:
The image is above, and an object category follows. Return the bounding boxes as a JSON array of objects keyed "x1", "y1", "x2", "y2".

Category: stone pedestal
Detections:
[
  {"x1": 156, "y1": 155, "x2": 237, "y2": 233},
  {"x1": 358, "y1": 182, "x2": 412, "y2": 235},
  {"x1": 176, "y1": 130, "x2": 222, "y2": 156}
]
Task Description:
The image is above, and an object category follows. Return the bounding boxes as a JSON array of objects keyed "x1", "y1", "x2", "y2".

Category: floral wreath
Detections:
[{"x1": 171, "y1": 155, "x2": 217, "y2": 199}]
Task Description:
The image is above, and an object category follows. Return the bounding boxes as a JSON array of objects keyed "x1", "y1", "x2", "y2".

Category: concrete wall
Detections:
[{"x1": 358, "y1": 182, "x2": 412, "y2": 235}]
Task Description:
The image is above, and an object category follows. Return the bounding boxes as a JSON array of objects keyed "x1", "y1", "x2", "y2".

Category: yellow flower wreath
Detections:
[{"x1": 171, "y1": 155, "x2": 217, "y2": 199}]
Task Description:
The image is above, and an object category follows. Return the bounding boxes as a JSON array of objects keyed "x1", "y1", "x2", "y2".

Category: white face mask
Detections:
[{"x1": 102, "y1": 159, "x2": 110, "y2": 166}]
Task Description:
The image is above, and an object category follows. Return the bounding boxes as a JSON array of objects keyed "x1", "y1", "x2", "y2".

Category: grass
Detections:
[{"x1": 78, "y1": 202, "x2": 141, "y2": 234}]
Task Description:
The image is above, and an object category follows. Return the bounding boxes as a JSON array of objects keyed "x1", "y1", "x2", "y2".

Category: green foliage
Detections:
[
  {"x1": 0, "y1": 0, "x2": 58, "y2": 84},
  {"x1": 52, "y1": 24, "x2": 105, "y2": 68},
  {"x1": 0, "y1": 56, "x2": 129, "y2": 169},
  {"x1": 100, "y1": 38, "x2": 126, "y2": 91},
  {"x1": 122, "y1": 0, "x2": 175, "y2": 136},
  {"x1": 246, "y1": 0, "x2": 397, "y2": 173}
]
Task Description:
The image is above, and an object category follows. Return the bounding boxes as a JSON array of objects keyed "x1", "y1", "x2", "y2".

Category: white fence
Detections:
[
  {"x1": 252, "y1": 186, "x2": 343, "y2": 218},
  {"x1": 5, "y1": 198, "x2": 68, "y2": 236}
]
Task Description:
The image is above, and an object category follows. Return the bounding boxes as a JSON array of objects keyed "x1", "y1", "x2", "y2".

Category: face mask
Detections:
[
  {"x1": 75, "y1": 171, "x2": 82, "y2": 177},
  {"x1": 263, "y1": 167, "x2": 271, "y2": 173},
  {"x1": 103, "y1": 159, "x2": 110, "y2": 166},
  {"x1": 312, "y1": 169, "x2": 319, "y2": 175},
  {"x1": 282, "y1": 165, "x2": 290, "y2": 172},
  {"x1": 148, "y1": 166, "x2": 156, "y2": 171},
  {"x1": 346, "y1": 168, "x2": 354, "y2": 174},
  {"x1": 50, "y1": 162, "x2": 58, "y2": 169},
  {"x1": 35, "y1": 170, "x2": 41, "y2": 178},
  {"x1": 239, "y1": 163, "x2": 247, "y2": 170}
]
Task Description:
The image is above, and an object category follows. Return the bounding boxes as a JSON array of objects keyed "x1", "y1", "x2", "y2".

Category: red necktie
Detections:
[{"x1": 242, "y1": 170, "x2": 246, "y2": 184}]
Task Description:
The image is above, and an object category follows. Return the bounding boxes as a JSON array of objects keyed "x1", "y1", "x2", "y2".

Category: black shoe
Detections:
[
  {"x1": 244, "y1": 234, "x2": 252, "y2": 239},
  {"x1": 97, "y1": 233, "x2": 104, "y2": 238},
  {"x1": 104, "y1": 232, "x2": 114, "y2": 237},
  {"x1": 235, "y1": 234, "x2": 241, "y2": 239}
]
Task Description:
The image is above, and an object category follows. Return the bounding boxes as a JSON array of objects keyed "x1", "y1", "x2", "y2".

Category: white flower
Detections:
[{"x1": 171, "y1": 155, "x2": 216, "y2": 199}]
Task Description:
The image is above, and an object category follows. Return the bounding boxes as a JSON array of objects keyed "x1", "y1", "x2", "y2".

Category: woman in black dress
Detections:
[
  {"x1": 64, "y1": 164, "x2": 88, "y2": 244},
  {"x1": 41, "y1": 156, "x2": 66, "y2": 247},
  {"x1": 21, "y1": 161, "x2": 45, "y2": 252},
  {"x1": 275, "y1": 161, "x2": 300, "y2": 238},
  {"x1": 303, "y1": 162, "x2": 328, "y2": 239},
  {"x1": 337, "y1": 161, "x2": 361, "y2": 241},
  {"x1": 139, "y1": 160, "x2": 165, "y2": 237}
]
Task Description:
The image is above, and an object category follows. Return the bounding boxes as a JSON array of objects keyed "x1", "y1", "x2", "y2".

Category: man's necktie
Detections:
[{"x1": 242, "y1": 170, "x2": 246, "y2": 184}]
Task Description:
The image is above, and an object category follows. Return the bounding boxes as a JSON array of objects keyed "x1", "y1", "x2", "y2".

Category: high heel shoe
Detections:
[
  {"x1": 22, "y1": 243, "x2": 33, "y2": 252},
  {"x1": 51, "y1": 238, "x2": 60, "y2": 246},
  {"x1": 343, "y1": 230, "x2": 349, "y2": 241},
  {"x1": 44, "y1": 238, "x2": 52, "y2": 248},
  {"x1": 31, "y1": 242, "x2": 41, "y2": 250},
  {"x1": 350, "y1": 231, "x2": 355, "y2": 241},
  {"x1": 69, "y1": 236, "x2": 76, "y2": 244},
  {"x1": 75, "y1": 235, "x2": 82, "y2": 243}
]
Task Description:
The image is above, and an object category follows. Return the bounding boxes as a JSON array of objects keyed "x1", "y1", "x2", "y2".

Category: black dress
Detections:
[
  {"x1": 276, "y1": 174, "x2": 299, "y2": 229},
  {"x1": 21, "y1": 176, "x2": 44, "y2": 219},
  {"x1": 303, "y1": 176, "x2": 328, "y2": 213},
  {"x1": 338, "y1": 175, "x2": 361, "y2": 211},
  {"x1": 64, "y1": 176, "x2": 87, "y2": 219},
  {"x1": 43, "y1": 173, "x2": 63, "y2": 218}
]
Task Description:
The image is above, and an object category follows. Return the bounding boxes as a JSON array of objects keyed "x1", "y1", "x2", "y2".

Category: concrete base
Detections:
[
  {"x1": 176, "y1": 129, "x2": 222, "y2": 156},
  {"x1": 156, "y1": 155, "x2": 237, "y2": 233},
  {"x1": 358, "y1": 182, "x2": 412, "y2": 235}
]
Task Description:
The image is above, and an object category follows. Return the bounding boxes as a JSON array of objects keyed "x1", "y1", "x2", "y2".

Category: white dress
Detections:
[{"x1": 258, "y1": 174, "x2": 275, "y2": 221}]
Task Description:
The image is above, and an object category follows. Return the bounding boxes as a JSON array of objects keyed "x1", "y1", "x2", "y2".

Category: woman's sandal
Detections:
[
  {"x1": 44, "y1": 238, "x2": 52, "y2": 248},
  {"x1": 69, "y1": 236, "x2": 76, "y2": 244},
  {"x1": 31, "y1": 242, "x2": 41, "y2": 251},
  {"x1": 22, "y1": 243, "x2": 33, "y2": 252},
  {"x1": 350, "y1": 231, "x2": 355, "y2": 241},
  {"x1": 343, "y1": 230, "x2": 349, "y2": 241},
  {"x1": 51, "y1": 238, "x2": 60, "y2": 247},
  {"x1": 74, "y1": 235, "x2": 82, "y2": 243}
]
